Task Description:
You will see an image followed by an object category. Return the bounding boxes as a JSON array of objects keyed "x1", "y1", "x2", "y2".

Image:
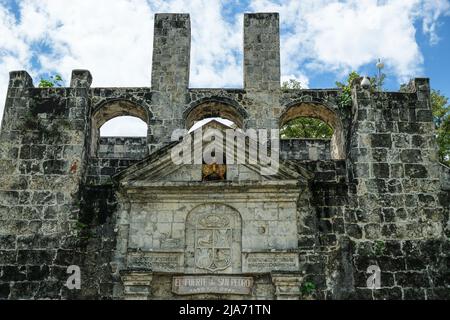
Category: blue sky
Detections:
[{"x1": 0, "y1": 0, "x2": 449, "y2": 135}]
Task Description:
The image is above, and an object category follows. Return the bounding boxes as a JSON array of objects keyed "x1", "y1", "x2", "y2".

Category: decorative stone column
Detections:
[
  {"x1": 271, "y1": 272, "x2": 303, "y2": 300},
  {"x1": 120, "y1": 271, "x2": 153, "y2": 300}
]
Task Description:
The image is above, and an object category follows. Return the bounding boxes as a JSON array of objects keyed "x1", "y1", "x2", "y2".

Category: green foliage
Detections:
[
  {"x1": 336, "y1": 71, "x2": 361, "y2": 94},
  {"x1": 431, "y1": 90, "x2": 450, "y2": 166},
  {"x1": 399, "y1": 83, "x2": 410, "y2": 93},
  {"x1": 75, "y1": 221, "x2": 92, "y2": 242},
  {"x1": 281, "y1": 117, "x2": 334, "y2": 139},
  {"x1": 38, "y1": 74, "x2": 63, "y2": 88},
  {"x1": 374, "y1": 240, "x2": 386, "y2": 256},
  {"x1": 336, "y1": 71, "x2": 360, "y2": 108},
  {"x1": 335, "y1": 71, "x2": 385, "y2": 108},
  {"x1": 75, "y1": 221, "x2": 88, "y2": 230},
  {"x1": 281, "y1": 79, "x2": 303, "y2": 90},
  {"x1": 301, "y1": 281, "x2": 316, "y2": 296}
]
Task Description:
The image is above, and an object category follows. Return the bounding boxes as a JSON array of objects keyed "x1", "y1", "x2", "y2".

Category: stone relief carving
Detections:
[
  {"x1": 186, "y1": 204, "x2": 242, "y2": 274},
  {"x1": 195, "y1": 214, "x2": 232, "y2": 272}
]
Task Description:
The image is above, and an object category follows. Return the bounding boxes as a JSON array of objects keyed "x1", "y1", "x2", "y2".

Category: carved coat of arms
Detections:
[{"x1": 195, "y1": 214, "x2": 232, "y2": 272}]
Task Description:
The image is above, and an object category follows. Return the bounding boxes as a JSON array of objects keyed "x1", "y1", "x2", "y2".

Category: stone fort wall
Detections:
[{"x1": 0, "y1": 13, "x2": 448, "y2": 300}]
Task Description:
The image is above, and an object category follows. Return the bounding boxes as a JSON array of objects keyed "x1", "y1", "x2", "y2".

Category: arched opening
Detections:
[
  {"x1": 281, "y1": 117, "x2": 334, "y2": 139},
  {"x1": 91, "y1": 100, "x2": 150, "y2": 158},
  {"x1": 280, "y1": 103, "x2": 345, "y2": 160},
  {"x1": 184, "y1": 100, "x2": 247, "y2": 130},
  {"x1": 100, "y1": 116, "x2": 148, "y2": 137},
  {"x1": 97, "y1": 116, "x2": 148, "y2": 159},
  {"x1": 184, "y1": 100, "x2": 247, "y2": 179}
]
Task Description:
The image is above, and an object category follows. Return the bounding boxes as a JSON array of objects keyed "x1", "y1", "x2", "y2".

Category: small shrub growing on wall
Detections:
[{"x1": 38, "y1": 74, "x2": 63, "y2": 88}]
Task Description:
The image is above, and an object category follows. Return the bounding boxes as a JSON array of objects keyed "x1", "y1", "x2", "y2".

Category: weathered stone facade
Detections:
[{"x1": 0, "y1": 13, "x2": 448, "y2": 300}]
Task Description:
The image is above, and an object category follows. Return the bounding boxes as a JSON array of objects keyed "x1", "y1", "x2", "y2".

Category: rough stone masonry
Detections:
[{"x1": 0, "y1": 13, "x2": 448, "y2": 300}]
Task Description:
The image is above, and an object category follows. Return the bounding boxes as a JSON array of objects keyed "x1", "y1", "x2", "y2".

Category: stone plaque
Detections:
[
  {"x1": 243, "y1": 252, "x2": 299, "y2": 273},
  {"x1": 172, "y1": 276, "x2": 253, "y2": 295},
  {"x1": 127, "y1": 252, "x2": 183, "y2": 272}
]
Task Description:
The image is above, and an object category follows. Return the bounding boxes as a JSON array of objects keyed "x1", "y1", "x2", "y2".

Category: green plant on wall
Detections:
[
  {"x1": 431, "y1": 90, "x2": 450, "y2": 166},
  {"x1": 374, "y1": 240, "x2": 386, "y2": 256},
  {"x1": 399, "y1": 86, "x2": 450, "y2": 166},
  {"x1": 335, "y1": 71, "x2": 385, "y2": 109},
  {"x1": 281, "y1": 79, "x2": 303, "y2": 90},
  {"x1": 75, "y1": 221, "x2": 88, "y2": 231},
  {"x1": 75, "y1": 221, "x2": 92, "y2": 242},
  {"x1": 301, "y1": 281, "x2": 316, "y2": 296},
  {"x1": 335, "y1": 71, "x2": 360, "y2": 107},
  {"x1": 38, "y1": 74, "x2": 63, "y2": 88}
]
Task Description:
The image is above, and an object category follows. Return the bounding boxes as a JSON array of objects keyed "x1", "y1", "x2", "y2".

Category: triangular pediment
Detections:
[{"x1": 113, "y1": 124, "x2": 312, "y2": 187}]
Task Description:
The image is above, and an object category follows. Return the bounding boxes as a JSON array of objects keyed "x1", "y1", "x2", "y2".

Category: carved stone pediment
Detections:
[{"x1": 113, "y1": 124, "x2": 311, "y2": 187}]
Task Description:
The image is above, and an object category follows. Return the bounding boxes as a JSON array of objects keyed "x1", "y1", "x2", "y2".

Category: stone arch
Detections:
[
  {"x1": 183, "y1": 97, "x2": 248, "y2": 129},
  {"x1": 90, "y1": 99, "x2": 151, "y2": 156},
  {"x1": 185, "y1": 203, "x2": 242, "y2": 274},
  {"x1": 280, "y1": 101, "x2": 345, "y2": 159}
]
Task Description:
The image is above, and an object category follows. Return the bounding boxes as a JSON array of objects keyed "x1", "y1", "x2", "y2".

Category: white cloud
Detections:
[
  {"x1": 419, "y1": 0, "x2": 450, "y2": 44},
  {"x1": 281, "y1": 74, "x2": 310, "y2": 89},
  {"x1": 250, "y1": 0, "x2": 450, "y2": 83},
  {"x1": 20, "y1": 0, "x2": 155, "y2": 87},
  {"x1": 17, "y1": 0, "x2": 243, "y2": 88},
  {"x1": 0, "y1": 4, "x2": 32, "y2": 122}
]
